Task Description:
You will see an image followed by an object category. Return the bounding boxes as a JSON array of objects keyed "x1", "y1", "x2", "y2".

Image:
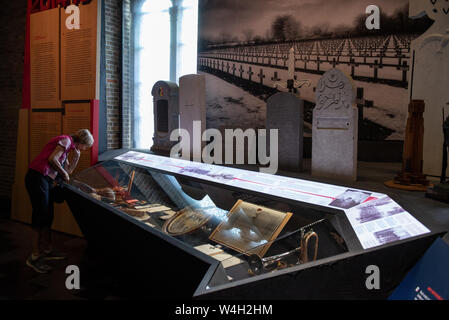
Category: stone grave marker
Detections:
[
  {"x1": 409, "y1": 0, "x2": 449, "y2": 178},
  {"x1": 266, "y1": 92, "x2": 304, "y2": 171},
  {"x1": 151, "y1": 81, "x2": 179, "y2": 154},
  {"x1": 312, "y1": 68, "x2": 358, "y2": 182},
  {"x1": 179, "y1": 74, "x2": 206, "y2": 162}
]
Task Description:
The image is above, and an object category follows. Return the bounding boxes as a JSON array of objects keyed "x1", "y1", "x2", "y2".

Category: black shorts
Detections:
[{"x1": 25, "y1": 169, "x2": 55, "y2": 229}]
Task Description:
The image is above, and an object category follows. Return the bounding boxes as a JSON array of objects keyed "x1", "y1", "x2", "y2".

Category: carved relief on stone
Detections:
[
  {"x1": 315, "y1": 68, "x2": 355, "y2": 112},
  {"x1": 410, "y1": 0, "x2": 449, "y2": 24},
  {"x1": 410, "y1": 0, "x2": 449, "y2": 53}
]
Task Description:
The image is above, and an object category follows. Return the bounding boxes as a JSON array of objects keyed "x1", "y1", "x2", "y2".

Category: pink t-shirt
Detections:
[{"x1": 29, "y1": 135, "x2": 75, "y2": 180}]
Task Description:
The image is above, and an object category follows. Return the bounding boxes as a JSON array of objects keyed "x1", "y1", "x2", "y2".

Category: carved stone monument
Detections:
[
  {"x1": 266, "y1": 92, "x2": 304, "y2": 171},
  {"x1": 409, "y1": 0, "x2": 449, "y2": 178},
  {"x1": 179, "y1": 74, "x2": 206, "y2": 162},
  {"x1": 151, "y1": 81, "x2": 179, "y2": 154},
  {"x1": 312, "y1": 68, "x2": 358, "y2": 182}
]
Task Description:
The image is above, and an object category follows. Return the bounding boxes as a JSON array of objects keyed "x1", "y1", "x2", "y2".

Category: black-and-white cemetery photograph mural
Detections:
[{"x1": 198, "y1": 0, "x2": 432, "y2": 140}]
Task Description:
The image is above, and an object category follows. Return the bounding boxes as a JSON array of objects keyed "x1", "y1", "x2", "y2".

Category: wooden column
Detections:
[{"x1": 385, "y1": 100, "x2": 431, "y2": 191}]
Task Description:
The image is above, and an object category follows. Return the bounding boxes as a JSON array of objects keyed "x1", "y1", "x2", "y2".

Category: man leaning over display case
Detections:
[{"x1": 24, "y1": 129, "x2": 94, "y2": 273}]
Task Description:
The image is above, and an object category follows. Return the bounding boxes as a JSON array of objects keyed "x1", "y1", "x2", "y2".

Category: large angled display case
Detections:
[{"x1": 63, "y1": 150, "x2": 440, "y2": 299}]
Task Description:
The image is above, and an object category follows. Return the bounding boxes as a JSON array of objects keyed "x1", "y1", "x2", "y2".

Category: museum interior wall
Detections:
[
  {"x1": 0, "y1": 0, "x2": 124, "y2": 220},
  {"x1": 1, "y1": 0, "x2": 448, "y2": 226},
  {"x1": 195, "y1": 1, "x2": 435, "y2": 160},
  {"x1": 0, "y1": 0, "x2": 448, "y2": 301}
]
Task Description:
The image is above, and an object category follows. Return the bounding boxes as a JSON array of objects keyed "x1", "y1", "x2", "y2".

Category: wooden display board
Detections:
[
  {"x1": 13, "y1": 1, "x2": 101, "y2": 237},
  {"x1": 29, "y1": 109, "x2": 62, "y2": 161},
  {"x1": 30, "y1": 8, "x2": 60, "y2": 108},
  {"x1": 60, "y1": 0, "x2": 98, "y2": 101},
  {"x1": 63, "y1": 102, "x2": 92, "y2": 174}
]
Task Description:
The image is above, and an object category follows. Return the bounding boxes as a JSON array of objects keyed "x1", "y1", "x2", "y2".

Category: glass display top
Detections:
[{"x1": 69, "y1": 151, "x2": 431, "y2": 288}]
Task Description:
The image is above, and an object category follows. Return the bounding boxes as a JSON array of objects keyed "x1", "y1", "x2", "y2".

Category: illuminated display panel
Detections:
[{"x1": 115, "y1": 151, "x2": 430, "y2": 249}]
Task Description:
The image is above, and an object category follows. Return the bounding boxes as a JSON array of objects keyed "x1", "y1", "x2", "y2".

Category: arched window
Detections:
[
  {"x1": 175, "y1": 0, "x2": 198, "y2": 81},
  {"x1": 133, "y1": 0, "x2": 198, "y2": 149}
]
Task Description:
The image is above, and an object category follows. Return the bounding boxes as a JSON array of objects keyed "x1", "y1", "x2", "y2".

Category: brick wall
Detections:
[
  {"x1": 105, "y1": 0, "x2": 123, "y2": 150},
  {"x1": 0, "y1": 0, "x2": 27, "y2": 205},
  {"x1": 122, "y1": 0, "x2": 133, "y2": 148}
]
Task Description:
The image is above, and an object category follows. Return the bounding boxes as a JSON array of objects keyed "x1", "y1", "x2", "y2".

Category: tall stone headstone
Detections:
[
  {"x1": 312, "y1": 68, "x2": 358, "y2": 182},
  {"x1": 409, "y1": 0, "x2": 449, "y2": 177},
  {"x1": 266, "y1": 92, "x2": 304, "y2": 171},
  {"x1": 151, "y1": 81, "x2": 179, "y2": 154},
  {"x1": 179, "y1": 74, "x2": 206, "y2": 162}
]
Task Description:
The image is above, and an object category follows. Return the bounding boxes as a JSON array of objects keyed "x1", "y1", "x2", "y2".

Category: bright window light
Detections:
[
  {"x1": 177, "y1": 0, "x2": 198, "y2": 81},
  {"x1": 134, "y1": 0, "x2": 198, "y2": 149},
  {"x1": 134, "y1": 0, "x2": 171, "y2": 149}
]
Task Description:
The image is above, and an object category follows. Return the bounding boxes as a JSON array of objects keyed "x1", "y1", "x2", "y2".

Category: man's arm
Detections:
[
  {"x1": 65, "y1": 149, "x2": 81, "y2": 174},
  {"x1": 48, "y1": 146, "x2": 70, "y2": 182}
]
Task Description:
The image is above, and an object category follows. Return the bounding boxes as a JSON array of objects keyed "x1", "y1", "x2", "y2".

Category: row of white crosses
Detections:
[{"x1": 273, "y1": 47, "x2": 311, "y2": 93}]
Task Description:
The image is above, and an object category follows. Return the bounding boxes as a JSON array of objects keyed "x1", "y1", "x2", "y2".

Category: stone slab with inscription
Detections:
[{"x1": 312, "y1": 68, "x2": 358, "y2": 182}]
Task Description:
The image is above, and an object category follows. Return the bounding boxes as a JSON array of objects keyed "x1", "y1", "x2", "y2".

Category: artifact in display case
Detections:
[
  {"x1": 65, "y1": 158, "x2": 348, "y2": 286},
  {"x1": 245, "y1": 224, "x2": 319, "y2": 276},
  {"x1": 63, "y1": 151, "x2": 438, "y2": 299},
  {"x1": 209, "y1": 200, "x2": 292, "y2": 258},
  {"x1": 163, "y1": 206, "x2": 212, "y2": 236}
]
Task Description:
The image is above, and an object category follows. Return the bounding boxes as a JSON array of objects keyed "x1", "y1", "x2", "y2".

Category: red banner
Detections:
[{"x1": 31, "y1": 0, "x2": 92, "y2": 13}]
